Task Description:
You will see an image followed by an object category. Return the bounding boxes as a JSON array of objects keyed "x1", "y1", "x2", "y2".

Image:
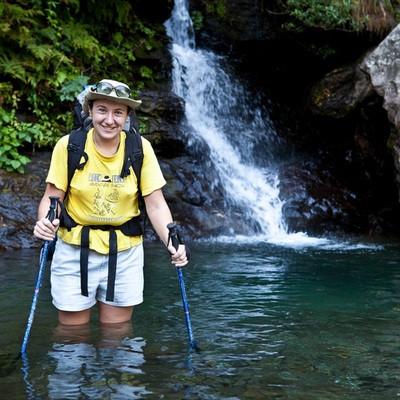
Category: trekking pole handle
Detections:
[
  {"x1": 46, "y1": 196, "x2": 60, "y2": 223},
  {"x1": 167, "y1": 222, "x2": 179, "y2": 251}
]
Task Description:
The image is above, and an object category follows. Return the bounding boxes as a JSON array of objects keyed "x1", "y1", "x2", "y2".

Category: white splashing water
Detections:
[{"x1": 164, "y1": 0, "x2": 334, "y2": 247}]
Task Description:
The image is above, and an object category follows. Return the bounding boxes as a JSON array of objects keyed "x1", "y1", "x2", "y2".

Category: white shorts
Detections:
[{"x1": 51, "y1": 239, "x2": 144, "y2": 311}]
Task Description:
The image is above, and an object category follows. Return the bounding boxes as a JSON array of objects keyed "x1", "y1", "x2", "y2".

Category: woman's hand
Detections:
[
  {"x1": 167, "y1": 243, "x2": 189, "y2": 267},
  {"x1": 33, "y1": 217, "x2": 60, "y2": 242}
]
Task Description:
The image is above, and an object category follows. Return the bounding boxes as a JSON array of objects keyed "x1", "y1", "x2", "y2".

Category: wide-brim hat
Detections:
[{"x1": 82, "y1": 79, "x2": 142, "y2": 115}]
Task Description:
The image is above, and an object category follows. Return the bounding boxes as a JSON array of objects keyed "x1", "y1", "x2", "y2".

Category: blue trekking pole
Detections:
[
  {"x1": 167, "y1": 223, "x2": 200, "y2": 352},
  {"x1": 20, "y1": 195, "x2": 59, "y2": 355}
]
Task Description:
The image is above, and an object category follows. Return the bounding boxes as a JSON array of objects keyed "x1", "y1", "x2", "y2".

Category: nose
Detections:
[{"x1": 104, "y1": 111, "x2": 114, "y2": 123}]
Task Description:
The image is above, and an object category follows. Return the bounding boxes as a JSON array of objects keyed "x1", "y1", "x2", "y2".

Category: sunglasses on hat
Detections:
[{"x1": 95, "y1": 82, "x2": 131, "y2": 98}]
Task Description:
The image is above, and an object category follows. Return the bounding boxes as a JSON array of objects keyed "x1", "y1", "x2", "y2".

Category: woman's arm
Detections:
[{"x1": 144, "y1": 189, "x2": 189, "y2": 267}]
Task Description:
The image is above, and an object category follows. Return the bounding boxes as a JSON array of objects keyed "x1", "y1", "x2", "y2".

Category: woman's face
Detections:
[{"x1": 90, "y1": 99, "x2": 129, "y2": 141}]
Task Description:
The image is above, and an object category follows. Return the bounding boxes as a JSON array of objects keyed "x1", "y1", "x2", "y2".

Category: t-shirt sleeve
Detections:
[
  {"x1": 46, "y1": 135, "x2": 69, "y2": 192},
  {"x1": 140, "y1": 137, "x2": 167, "y2": 196}
]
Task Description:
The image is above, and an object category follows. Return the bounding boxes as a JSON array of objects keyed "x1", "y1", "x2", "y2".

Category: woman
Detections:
[{"x1": 33, "y1": 78, "x2": 189, "y2": 326}]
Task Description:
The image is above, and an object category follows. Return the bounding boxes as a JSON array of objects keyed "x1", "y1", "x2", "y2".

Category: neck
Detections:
[{"x1": 93, "y1": 131, "x2": 120, "y2": 156}]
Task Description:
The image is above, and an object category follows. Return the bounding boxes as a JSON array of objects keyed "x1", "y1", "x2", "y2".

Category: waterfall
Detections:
[{"x1": 164, "y1": 0, "x2": 316, "y2": 243}]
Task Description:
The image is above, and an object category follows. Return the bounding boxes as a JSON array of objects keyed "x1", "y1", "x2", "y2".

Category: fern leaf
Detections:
[{"x1": 0, "y1": 54, "x2": 26, "y2": 80}]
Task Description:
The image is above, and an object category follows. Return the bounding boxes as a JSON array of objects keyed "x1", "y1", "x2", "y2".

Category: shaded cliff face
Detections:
[
  {"x1": 185, "y1": 0, "x2": 400, "y2": 238},
  {"x1": 361, "y1": 27, "x2": 400, "y2": 202}
]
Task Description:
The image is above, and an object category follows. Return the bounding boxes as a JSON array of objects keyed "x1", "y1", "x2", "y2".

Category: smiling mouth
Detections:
[{"x1": 101, "y1": 125, "x2": 117, "y2": 131}]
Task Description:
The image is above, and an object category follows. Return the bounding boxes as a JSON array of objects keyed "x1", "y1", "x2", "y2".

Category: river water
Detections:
[{"x1": 1, "y1": 237, "x2": 400, "y2": 399}]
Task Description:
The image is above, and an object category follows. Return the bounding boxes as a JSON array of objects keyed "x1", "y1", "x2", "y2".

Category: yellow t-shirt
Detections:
[{"x1": 46, "y1": 129, "x2": 166, "y2": 254}]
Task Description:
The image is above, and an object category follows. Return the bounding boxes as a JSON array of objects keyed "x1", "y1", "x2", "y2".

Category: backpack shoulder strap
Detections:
[
  {"x1": 67, "y1": 128, "x2": 89, "y2": 185},
  {"x1": 120, "y1": 130, "x2": 144, "y2": 192},
  {"x1": 72, "y1": 99, "x2": 83, "y2": 129}
]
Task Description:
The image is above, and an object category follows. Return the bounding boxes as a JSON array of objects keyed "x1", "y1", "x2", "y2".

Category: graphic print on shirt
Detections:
[{"x1": 92, "y1": 177, "x2": 122, "y2": 218}]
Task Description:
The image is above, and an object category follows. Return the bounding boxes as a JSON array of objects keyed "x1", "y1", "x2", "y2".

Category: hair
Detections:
[{"x1": 87, "y1": 100, "x2": 94, "y2": 112}]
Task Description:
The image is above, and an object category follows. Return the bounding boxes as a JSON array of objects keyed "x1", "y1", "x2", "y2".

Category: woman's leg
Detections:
[
  {"x1": 97, "y1": 302, "x2": 134, "y2": 324},
  {"x1": 51, "y1": 240, "x2": 97, "y2": 320},
  {"x1": 58, "y1": 309, "x2": 92, "y2": 325},
  {"x1": 96, "y1": 245, "x2": 143, "y2": 323}
]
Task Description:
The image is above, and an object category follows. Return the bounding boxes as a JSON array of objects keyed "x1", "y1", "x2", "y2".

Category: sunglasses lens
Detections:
[
  {"x1": 96, "y1": 82, "x2": 113, "y2": 94},
  {"x1": 95, "y1": 82, "x2": 131, "y2": 98},
  {"x1": 115, "y1": 86, "x2": 131, "y2": 98}
]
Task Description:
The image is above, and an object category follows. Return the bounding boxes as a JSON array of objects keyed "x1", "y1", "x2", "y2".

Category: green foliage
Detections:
[
  {"x1": 0, "y1": 105, "x2": 68, "y2": 174},
  {"x1": 0, "y1": 108, "x2": 37, "y2": 173},
  {"x1": 191, "y1": 10, "x2": 204, "y2": 31},
  {"x1": 139, "y1": 66, "x2": 155, "y2": 83},
  {"x1": 137, "y1": 116, "x2": 149, "y2": 133},
  {"x1": 279, "y1": 0, "x2": 400, "y2": 58},
  {"x1": 204, "y1": 0, "x2": 228, "y2": 20},
  {"x1": 0, "y1": 0, "x2": 166, "y2": 173},
  {"x1": 59, "y1": 76, "x2": 91, "y2": 102},
  {"x1": 32, "y1": 108, "x2": 71, "y2": 146},
  {"x1": 0, "y1": 82, "x2": 17, "y2": 107},
  {"x1": 283, "y1": 0, "x2": 367, "y2": 32},
  {"x1": 308, "y1": 43, "x2": 336, "y2": 59}
]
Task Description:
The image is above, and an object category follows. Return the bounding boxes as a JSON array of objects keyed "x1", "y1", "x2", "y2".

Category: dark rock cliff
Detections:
[{"x1": 186, "y1": 0, "x2": 400, "y2": 238}]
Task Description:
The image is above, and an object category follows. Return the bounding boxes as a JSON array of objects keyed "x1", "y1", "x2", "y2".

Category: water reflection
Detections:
[{"x1": 47, "y1": 322, "x2": 148, "y2": 399}]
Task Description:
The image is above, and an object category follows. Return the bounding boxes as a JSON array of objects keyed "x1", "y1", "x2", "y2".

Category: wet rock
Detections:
[
  {"x1": 0, "y1": 167, "x2": 44, "y2": 251},
  {"x1": 306, "y1": 61, "x2": 374, "y2": 119},
  {"x1": 361, "y1": 24, "x2": 400, "y2": 201}
]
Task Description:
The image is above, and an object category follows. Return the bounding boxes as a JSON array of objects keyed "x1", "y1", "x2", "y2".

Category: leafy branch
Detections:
[{"x1": 0, "y1": 0, "x2": 165, "y2": 173}]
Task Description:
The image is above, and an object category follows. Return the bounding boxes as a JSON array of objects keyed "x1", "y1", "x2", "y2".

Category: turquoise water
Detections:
[{"x1": 0, "y1": 238, "x2": 400, "y2": 399}]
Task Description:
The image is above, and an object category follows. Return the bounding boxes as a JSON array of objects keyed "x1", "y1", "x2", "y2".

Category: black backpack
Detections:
[
  {"x1": 68, "y1": 93, "x2": 143, "y2": 190},
  {"x1": 59, "y1": 94, "x2": 145, "y2": 233},
  {"x1": 66, "y1": 127, "x2": 143, "y2": 190}
]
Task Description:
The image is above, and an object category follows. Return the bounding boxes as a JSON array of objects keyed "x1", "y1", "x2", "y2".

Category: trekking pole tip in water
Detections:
[{"x1": 167, "y1": 223, "x2": 200, "y2": 353}]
